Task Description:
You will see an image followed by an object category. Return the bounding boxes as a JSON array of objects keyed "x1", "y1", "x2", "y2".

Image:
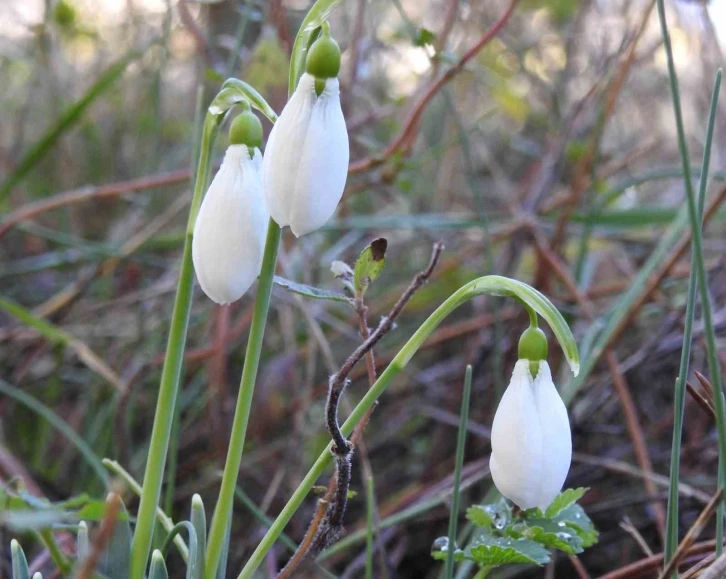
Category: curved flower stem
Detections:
[
  {"x1": 236, "y1": 275, "x2": 577, "y2": 578},
  {"x1": 130, "y1": 115, "x2": 218, "y2": 579},
  {"x1": 205, "y1": 218, "x2": 281, "y2": 579}
]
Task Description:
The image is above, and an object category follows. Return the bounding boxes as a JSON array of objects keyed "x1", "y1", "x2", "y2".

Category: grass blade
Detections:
[
  {"x1": 0, "y1": 378, "x2": 108, "y2": 485},
  {"x1": 445, "y1": 365, "x2": 472, "y2": 579},
  {"x1": 0, "y1": 50, "x2": 141, "y2": 204},
  {"x1": 365, "y1": 475, "x2": 376, "y2": 579},
  {"x1": 657, "y1": 0, "x2": 726, "y2": 565},
  {"x1": 664, "y1": 69, "x2": 722, "y2": 569},
  {"x1": 0, "y1": 296, "x2": 124, "y2": 392}
]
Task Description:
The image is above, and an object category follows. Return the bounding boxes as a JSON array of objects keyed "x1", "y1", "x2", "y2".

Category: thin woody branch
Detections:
[{"x1": 276, "y1": 242, "x2": 443, "y2": 577}]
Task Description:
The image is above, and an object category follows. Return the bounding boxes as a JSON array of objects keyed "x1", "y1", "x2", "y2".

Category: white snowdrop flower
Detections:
[
  {"x1": 261, "y1": 24, "x2": 349, "y2": 237},
  {"x1": 490, "y1": 358, "x2": 572, "y2": 510},
  {"x1": 192, "y1": 110, "x2": 269, "y2": 305}
]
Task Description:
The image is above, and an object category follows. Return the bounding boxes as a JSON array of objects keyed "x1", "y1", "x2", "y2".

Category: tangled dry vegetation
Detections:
[{"x1": 1, "y1": 0, "x2": 726, "y2": 577}]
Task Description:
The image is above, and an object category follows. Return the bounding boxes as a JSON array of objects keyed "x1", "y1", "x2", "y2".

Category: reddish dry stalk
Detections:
[
  {"x1": 598, "y1": 539, "x2": 721, "y2": 579},
  {"x1": 569, "y1": 555, "x2": 592, "y2": 579},
  {"x1": 657, "y1": 489, "x2": 724, "y2": 579},
  {"x1": 348, "y1": 0, "x2": 518, "y2": 175},
  {"x1": 0, "y1": 169, "x2": 192, "y2": 240},
  {"x1": 687, "y1": 382, "x2": 716, "y2": 419},
  {"x1": 76, "y1": 493, "x2": 122, "y2": 579}
]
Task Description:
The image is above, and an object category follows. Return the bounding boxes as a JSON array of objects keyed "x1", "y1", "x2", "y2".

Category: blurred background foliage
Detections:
[{"x1": 1, "y1": 0, "x2": 726, "y2": 576}]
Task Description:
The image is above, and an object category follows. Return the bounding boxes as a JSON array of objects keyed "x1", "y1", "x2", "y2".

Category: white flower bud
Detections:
[
  {"x1": 490, "y1": 360, "x2": 572, "y2": 510},
  {"x1": 261, "y1": 73, "x2": 349, "y2": 237},
  {"x1": 192, "y1": 145, "x2": 269, "y2": 304}
]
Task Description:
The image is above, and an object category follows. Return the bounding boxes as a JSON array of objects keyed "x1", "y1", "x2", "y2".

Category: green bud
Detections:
[
  {"x1": 518, "y1": 326, "x2": 548, "y2": 378},
  {"x1": 305, "y1": 22, "x2": 341, "y2": 80},
  {"x1": 228, "y1": 107, "x2": 263, "y2": 149}
]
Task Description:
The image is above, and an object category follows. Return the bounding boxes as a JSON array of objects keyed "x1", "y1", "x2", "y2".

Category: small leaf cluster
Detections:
[
  {"x1": 432, "y1": 488, "x2": 597, "y2": 570},
  {"x1": 275, "y1": 237, "x2": 388, "y2": 305}
]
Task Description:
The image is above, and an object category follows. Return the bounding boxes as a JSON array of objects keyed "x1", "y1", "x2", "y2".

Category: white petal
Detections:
[
  {"x1": 490, "y1": 360, "x2": 544, "y2": 510},
  {"x1": 531, "y1": 361, "x2": 572, "y2": 509},
  {"x1": 289, "y1": 77, "x2": 349, "y2": 237},
  {"x1": 261, "y1": 73, "x2": 316, "y2": 228},
  {"x1": 192, "y1": 145, "x2": 269, "y2": 304}
]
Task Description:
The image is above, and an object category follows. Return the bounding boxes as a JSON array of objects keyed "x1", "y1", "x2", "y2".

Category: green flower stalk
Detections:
[{"x1": 130, "y1": 79, "x2": 277, "y2": 579}]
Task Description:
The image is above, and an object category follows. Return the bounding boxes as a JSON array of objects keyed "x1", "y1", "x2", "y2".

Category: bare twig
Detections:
[
  {"x1": 276, "y1": 242, "x2": 444, "y2": 577},
  {"x1": 0, "y1": 168, "x2": 192, "y2": 239},
  {"x1": 657, "y1": 489, "x2": 724, "y2": 579}
]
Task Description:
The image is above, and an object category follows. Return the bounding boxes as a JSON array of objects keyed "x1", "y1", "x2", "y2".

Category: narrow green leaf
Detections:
[
  {"x1": 0, "y1": 298, "x2": 124, "y2": 391},
  {"x1": 100, "y1": 494, "x2": 132, "y2": 579},
  {"x1": 190, "y1": 495, "x2": 206, "y2": 579},
  {"x1": 11, "y1": 539, "x2": 30, "y2": 579},
  {"x1": 353, "y1": 238, "x2": 388, "y2": 296},
  {"x1": 288, "y1": 0, "x2": 342, "y2": 95},
  {"x1": 0, "y1": 379, "x2": 108, "y2": 485},
  {"x1": 78, "y1": 521, "x2": 90, "y2": 562},
  {"x1": 0, "y1": 50, "x2": 140, "y2": 204},
  {"x1": 445, "y1": 366, "x2": 472, "y2": 579},
  {"x1": 102, "y1": 460, "x2": 189, "y2": 561},
  {"x1": 273, "y1": 276, "x2": 351, "y2": 304},
  {"x1": 149, "y1": 550, "x2": 169, "y2": 579},
  {"x1": 215, "y1": 517, "x2": 232, "y2": 579},
  {"x1": 160, "y1": 522, "x2": 198, "y2": 579},
  {"x1": 219, "y1": 79, "x2": 278, "y2": 123}
]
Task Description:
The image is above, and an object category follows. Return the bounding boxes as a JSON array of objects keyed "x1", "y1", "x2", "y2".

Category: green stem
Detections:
[
  {"x1": 365, "y1": 475, "x2": 375, "y2": 579},
  {"x1": 205, "y1": 219, "x2": 281, "y2": 579},
  {"x1": 658, "y1": 0, "x2": 726, "y2": 566},
  {"x1": 129, "y1": 115, "x2": 218, "y2": 579},
  {"x1": 38, "y1": 529, "x2": 71, "y2": 575},
  {"x1": 236, "y1": 275, "x2": 577, "y2": 578},
  {"x1": 445, "y1": 366, "x2": 472, "y2": 579},
  {"x1": 663, "y1": 70, "x2": 721, "y2": 569}
]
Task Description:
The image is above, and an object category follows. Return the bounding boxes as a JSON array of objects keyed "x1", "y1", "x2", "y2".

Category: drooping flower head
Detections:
[
  {"x1": 261, "y1": 22, "x2": 349, "y2": 237},
  {"x1": 192, "y1": 106, "x2": 269, "y2": 304},
  {"x1": 490, "y1": 326, "x2": 572, "y2": 510}
]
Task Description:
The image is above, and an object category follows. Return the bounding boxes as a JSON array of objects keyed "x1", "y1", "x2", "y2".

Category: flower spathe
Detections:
[
  {"x1": 261, "y1": 73, "x2": 349, "y2": 237},
  {"x1": 192, "y1": 145, "x2": 269, "y2": 305},
  {"x1": 490, "y1": 359, "x2": 572, "y2": 510}
]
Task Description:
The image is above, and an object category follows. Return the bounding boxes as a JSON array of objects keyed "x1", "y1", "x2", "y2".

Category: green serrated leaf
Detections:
[
  {"x1": 466, "y1": 498, "x2": 512, "y2": 530},
  {"x1": 273, "y1": 276, "x2": 351, "y2": 304},
  {"x1": 353, "y1": 238, "x2": 388, "y2": 295},
  {"x1": 510, "y1": 520, "x2": 584, "y2": 554},
  {"x1": 544, "y1": 488, "x2": 588, "y2": 518},
  {"x1": 554, "y1": 504, "x2": 598, "y2": 548},
  {"x1": 466, "y1": 533, "x2": 550, "y2": 567}
]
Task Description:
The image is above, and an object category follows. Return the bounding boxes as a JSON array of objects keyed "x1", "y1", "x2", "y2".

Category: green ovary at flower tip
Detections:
[{"x1": 236, "y1": 274, "x2": 579, "y2": 578}]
